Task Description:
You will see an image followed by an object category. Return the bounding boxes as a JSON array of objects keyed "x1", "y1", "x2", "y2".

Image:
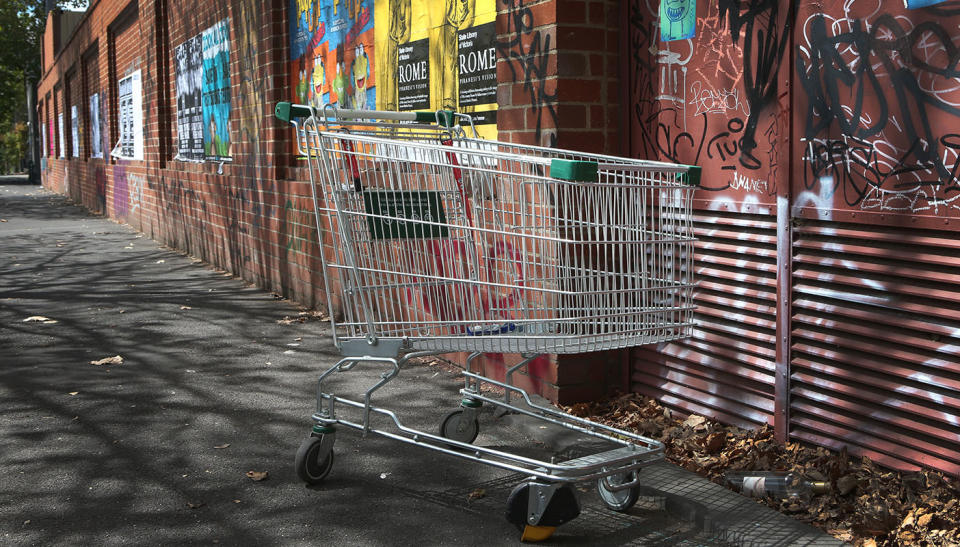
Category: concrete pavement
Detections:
[{"x1": 0, "y1": 179, "x2": 843, "y2": 546}]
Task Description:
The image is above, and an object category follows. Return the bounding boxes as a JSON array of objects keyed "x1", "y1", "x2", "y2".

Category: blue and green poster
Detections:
[
  {"x1": 202, "y1": 19, "x2": 232, "y2": 161},
  {"x1": 660, "y1": 0, "x2": 695, "y2": 41}
]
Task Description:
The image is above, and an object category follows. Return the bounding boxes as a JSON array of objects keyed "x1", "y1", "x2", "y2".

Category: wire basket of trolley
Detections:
[{"x1": 275, "y1": 102, "x2": 700, "y2": 542}]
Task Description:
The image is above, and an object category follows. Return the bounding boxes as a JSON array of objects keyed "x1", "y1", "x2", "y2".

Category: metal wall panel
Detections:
[
  {"x1": 790, "y1": 220, "x2": 960, "y2": 474},
  {"x1": 631, "y1": 210, "x2": 778, "y2": 429},
  {"x1": 626, "y1": 0, "x2": 960, "y2": 475}
]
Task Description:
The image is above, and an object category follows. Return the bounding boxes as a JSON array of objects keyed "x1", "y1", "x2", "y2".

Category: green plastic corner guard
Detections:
[
  {"x1": 275, "y1": 102, "x2": 312, "y2": 123},
  {"x1": 551, "y1": 159, "x2": 598, "y2": 182},
  {"x1": 680, "y1": 165, "x2": 702, "y2": 187},
  {"x1": 417, "y1": 109, "x2": 457, "y2": 127}
]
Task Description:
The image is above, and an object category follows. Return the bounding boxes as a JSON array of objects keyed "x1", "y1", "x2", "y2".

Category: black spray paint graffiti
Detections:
[
  {"x1": 496, "y1": 0, "x2": 558, "y2": 147},
  {"x1": 798, "y1": 11, "x2": 960, "y2": 206},
  {"x1": 718, "y1": 0, "x2": 795, "y2": 170},
  {"x1": 627, "y1": 0, "x2": 782, "y2": 193}
]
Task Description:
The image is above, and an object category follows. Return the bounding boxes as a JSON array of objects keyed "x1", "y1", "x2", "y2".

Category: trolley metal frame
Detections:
[{"x1": 276, "y1": 102, "x2": 699, "y2": 538}]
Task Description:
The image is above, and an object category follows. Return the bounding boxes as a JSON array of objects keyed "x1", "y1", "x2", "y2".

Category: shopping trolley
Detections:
[{"x1": 275, "y1": 102, "x2": 700, "y2": 541}]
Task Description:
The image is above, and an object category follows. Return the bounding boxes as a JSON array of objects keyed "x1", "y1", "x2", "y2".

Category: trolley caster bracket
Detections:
[{"x1": 506, "y1": 481, "x2": 581, "y2": 542}]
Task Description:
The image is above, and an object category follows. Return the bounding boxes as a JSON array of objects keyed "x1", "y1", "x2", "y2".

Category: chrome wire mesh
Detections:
[{"x1": 297, "y1": 118, "x2": 696, "y2": 354}]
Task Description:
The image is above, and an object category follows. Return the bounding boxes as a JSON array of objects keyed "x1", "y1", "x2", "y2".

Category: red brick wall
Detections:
[{"x1": 38, "y1": 0, "x2": 624, "y2": 404}]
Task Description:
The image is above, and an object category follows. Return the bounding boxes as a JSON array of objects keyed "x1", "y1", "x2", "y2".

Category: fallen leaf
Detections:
[
  {"x1": 863, "y1": 539, "x2": 877, "y2": 547},
  {"x1": 836, "y1": 474, "x2": 859, "y2": 496},
  {"x1": 233, "y1": 499, "x2": 241, "y2": 504},
  {"x1": 91, "y1": 355, "x2": 123, "y2": 366},
  {"x1": 156, "y1": 259, "x2": 165, "y2": 264},
  {"x1": 187, "y1": 501, "x2": 205, "y2": 509},
  {"x1": 23, "y1": 316, "x2": 52, "y2": 322},
  {"x1": 467, "y1": 488, "x2": 486, "y2": 500},
  {"x1": 246, "y1": 471, "x2": 268, "y2": 481},
  {"x1": 0, "y1": 219, "x2": 7, "y2": 222},
  {"x1": 213, "y1": 444, "x2": 230, "y2": 449},
  {"x1": 68, "y1": 392, "x2": 78, "y2": 396},
  {"x1": 918, "y1": 513, "x2": 933, "y2": 527},
  {"x1": 682, "y1": 414, "x2": 707, "y2": 428},
  {"x1": 379, "y1": 472, "x2": 390, "y2": 479},
  {"x1": 180, "y1": 306, "x2": 192, "y2": 310}
]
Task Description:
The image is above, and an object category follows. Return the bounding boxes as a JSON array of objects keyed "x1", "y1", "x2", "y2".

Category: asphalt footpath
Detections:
[{"x1": 0, "y1": 178, "x2": 844, "y2": 546}]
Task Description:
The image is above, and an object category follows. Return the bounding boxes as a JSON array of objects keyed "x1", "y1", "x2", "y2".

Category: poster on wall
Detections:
[
  {"x1": 905, "y1": 0, "x2": 949, "y2": 7},
  {"x1": 41, "y1": 119, "x2": 46, "y2": 157},
  {"x1": 289, "y1": 0, "x2": 376, "y2": 114},
  {"x1": 71, "y1": 105, "x2": 80, "y2": 157},
  {"x1": 397, "y1": 38, "x2": 429, "y2": 110},
  {"x1": 112, "y1": 71, "x2": 144, "y2": 160},
  {"x1": 89, "y1": 93, "x2": 103, "y2": 159},
  {"x1": 48, "y1": 119, "x2": 54, "y2": 156},
  {"x1": 175, "y1": 34, "x2": 205, "y2": 162},
  {"x1": 201, "y1": 19, "x2": 232, "y2": 162},
  {"x1": 58, "y1": 113, "x2": 65, "y2": 158},
  {"x1": 374, "y1": 0, "x2": 498, "y2": 138},
  {"x1": 660, "y1": 0, "x2": 696, "y2": 41}
]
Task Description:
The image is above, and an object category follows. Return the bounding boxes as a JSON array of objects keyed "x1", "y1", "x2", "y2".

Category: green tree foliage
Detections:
[{"x1": 0, "y1": 1, "x2": 86, "y2": 173}]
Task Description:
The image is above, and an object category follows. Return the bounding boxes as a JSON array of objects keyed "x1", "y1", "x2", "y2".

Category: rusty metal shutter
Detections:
[
  {"x1": 632, "y1": 209, "x2": 778, "y2": 429},
  {"x1": 790, "y1": 220, "x2": 960, "y2": 475}
]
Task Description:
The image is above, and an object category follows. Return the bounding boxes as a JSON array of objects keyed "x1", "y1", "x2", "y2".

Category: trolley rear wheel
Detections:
[
  {"x1": 295, "y1": 434, "x2": 335, "y2": 485},
  {"x1": 596, "y1": 470, "x2": 641, "y2": 512},
  {"x1": 505, "y1": 482, "x2": 580, "y2": 542},
  {"x1": 439, "y1": 409, "x2": 480, "y2": 444}
]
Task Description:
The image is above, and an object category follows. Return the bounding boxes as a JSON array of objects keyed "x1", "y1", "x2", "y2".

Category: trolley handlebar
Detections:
[{"x1": 275, "y1": 102, "x2": 457, "y2": 127}]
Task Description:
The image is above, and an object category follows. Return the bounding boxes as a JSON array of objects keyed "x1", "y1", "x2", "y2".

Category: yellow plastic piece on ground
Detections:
[{"x1": 521, "y1": 525, "x2": 556, "y2": 542}]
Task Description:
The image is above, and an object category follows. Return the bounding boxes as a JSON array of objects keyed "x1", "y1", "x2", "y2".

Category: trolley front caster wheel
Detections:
[
  {"x1": 505, "y1": 482, "x2": 581, "y2": 542},
  {"x1": 295, "y1": 434, "x2": 335, "y2": 485},
  {"x1": 597, "y1": 470, "x2": 641, "y2": 512},
  {"x1": 439, "y1": 409, "x2": 480, "y2": 444}
]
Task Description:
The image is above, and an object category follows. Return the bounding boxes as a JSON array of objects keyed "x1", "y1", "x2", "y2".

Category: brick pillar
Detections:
[{"x1": 494, "y1": 0, "x2": 626, "y2": 404}]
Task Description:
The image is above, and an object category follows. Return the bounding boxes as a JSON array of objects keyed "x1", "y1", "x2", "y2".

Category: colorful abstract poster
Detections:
[
  {"x1": 89, "y1": 93, "x2": 102, "y2": 159},
  {"x1": 175, "y1": 34, "x2": 205, "y2": 162},
  {"x1": 58, "y1": 113, "x2": 65, "y2": 158},
  {"x1": 289, "y1": 0, "x2": 375, "y2": 112},
  {"x1": 660, "y1": 0, "x2": 696, "y2": 41},
  {"x1": 113, "y1": 71, "x2": 143, "y2": 160},
  {"x1": 202, "y1": 19, "x2": 232, "y2": 161},
  {"x1": 41, "y1": 120, "x2": 46, "y2": 157},
  {"x1": 71, "y1": 105, "x2": 79, "y2": 157},
  {"x1": 374, "y1": 0, "x2": 497, "y2": 138}
]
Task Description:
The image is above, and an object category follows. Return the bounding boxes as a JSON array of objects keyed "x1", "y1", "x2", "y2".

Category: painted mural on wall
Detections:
[
  {"x1": 175, "y1": 34, "x2": 205, "y2": 162},
  {"x1": 795, "y1": 1, "x2": 960, "y2": 220},
  {"x1": 112, "y1": 70, "x2": 144, "y2": 160},
  {"x1": 202, "y1": 19, "x2": 233, "y2": 162},
  {"x1": 628, "y1": 0, "x2": 791, "y2": 212},
  {"x1": 287, "y1": 0, "x2": 497, "y2": 142}
]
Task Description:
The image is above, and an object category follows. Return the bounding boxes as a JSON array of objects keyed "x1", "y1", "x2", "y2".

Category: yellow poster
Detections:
[{"x1": 375, "y1": 0, "x2": 497, "y2": 138}]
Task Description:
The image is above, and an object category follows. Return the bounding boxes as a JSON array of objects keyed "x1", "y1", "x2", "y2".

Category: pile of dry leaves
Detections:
[{"x1": 563, "y1": 393, "x2": 959, "y2": 547}]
